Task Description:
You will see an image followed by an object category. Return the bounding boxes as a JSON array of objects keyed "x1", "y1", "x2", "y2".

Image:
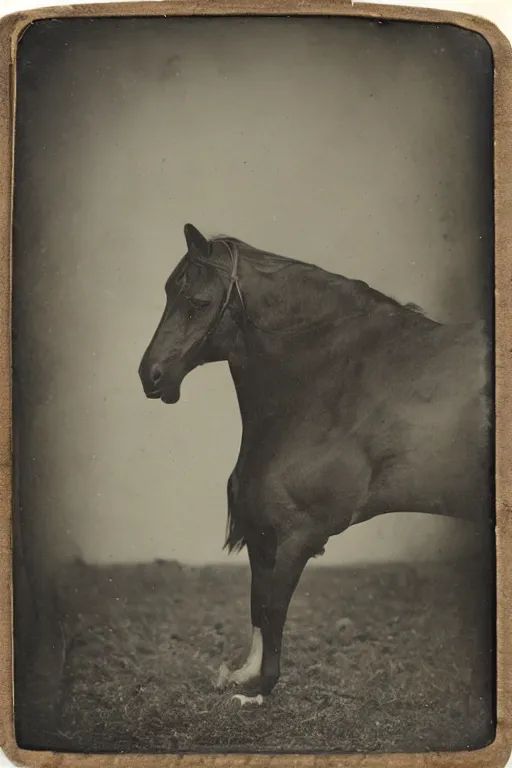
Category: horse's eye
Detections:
[{"x1": 189, "y1": 296, "x2": 211, "y2": 310}]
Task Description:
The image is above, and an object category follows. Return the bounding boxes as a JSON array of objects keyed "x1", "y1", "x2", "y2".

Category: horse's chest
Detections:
[
  {"x1": 229, "y1": 461, "x2": 278, "y2": 517},
  {"x1": 229, "y1": 444, "x2": 293, "y2": 527},
  {"x1": 229, "y1": 418, "x2": 350, "y2": 520}
]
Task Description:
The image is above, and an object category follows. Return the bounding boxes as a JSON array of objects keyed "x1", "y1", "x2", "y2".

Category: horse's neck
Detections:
[
  {"x1": 226, "y1": 259, "x2": 432, "y2": 425},
  {"x1": 227, "y1": 266, "x2": 366, "y2": 421},
  {"x1": 238, "y1": 260, "x2": 357, "y2": 335}
]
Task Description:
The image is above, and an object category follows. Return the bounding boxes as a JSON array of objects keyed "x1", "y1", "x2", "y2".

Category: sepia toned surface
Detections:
[
  {"x1": 0, "y1": 4, "x2": 510, "y2": 764},
  {"x1": 9, "y1": 12, "x2": 495, "y2": 754}
]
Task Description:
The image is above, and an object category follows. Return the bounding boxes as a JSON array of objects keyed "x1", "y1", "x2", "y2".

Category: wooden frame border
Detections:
[{"x1": 0, "y1": 2, "x2": 510, "y2": 766}]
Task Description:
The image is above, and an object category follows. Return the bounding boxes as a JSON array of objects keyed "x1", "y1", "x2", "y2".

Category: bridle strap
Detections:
[
  {"x1": 218, "y1": 240, "x2": 245, "y2": 322},
  {"x1": 185, "y1": 239, "x2": 246, "y2": 362}
]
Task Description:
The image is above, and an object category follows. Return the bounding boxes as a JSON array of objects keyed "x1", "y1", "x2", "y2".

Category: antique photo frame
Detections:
[{"x1": 1, "y1": 1, "x2": 511, "y2": 766}]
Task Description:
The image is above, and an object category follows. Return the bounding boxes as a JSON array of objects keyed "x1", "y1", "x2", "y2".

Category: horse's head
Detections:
[{"x1": 139, "y1": 224, "x2": 240, "y2": 404}]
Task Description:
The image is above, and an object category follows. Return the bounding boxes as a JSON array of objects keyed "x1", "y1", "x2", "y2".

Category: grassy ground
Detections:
[{"x1": 48, "y1": 558, "x2": 494, "y2": 754}]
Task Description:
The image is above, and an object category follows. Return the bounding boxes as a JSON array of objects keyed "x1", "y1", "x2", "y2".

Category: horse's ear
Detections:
[{"x1": 184, "y1": 223, "x2": 210, "y2": 259}]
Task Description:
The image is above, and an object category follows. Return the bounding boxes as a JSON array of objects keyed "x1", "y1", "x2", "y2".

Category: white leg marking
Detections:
[
  {"x1": 215, "y1": 627, "x2": 263, "y2": 689},
  {"x1": 230, "y1": 627, "x2": 263, "y2": 685}
]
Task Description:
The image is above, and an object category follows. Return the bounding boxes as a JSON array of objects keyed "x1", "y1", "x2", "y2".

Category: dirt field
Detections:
[{"x1": 47, "y1": 557, "x2": 494, "y2": 754}]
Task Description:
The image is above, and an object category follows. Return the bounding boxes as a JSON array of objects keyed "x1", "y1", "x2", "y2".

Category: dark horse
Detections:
[{"x1": 139, "y1": 223, "x2": 491, "y2": 705}]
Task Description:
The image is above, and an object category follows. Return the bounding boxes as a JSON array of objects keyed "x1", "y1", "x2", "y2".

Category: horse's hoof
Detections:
[
  {"x1": 231, "y1": 694, "x2": 264, "y2": 707},
  {"x1": 215, "y1": 662, "x2": 231, "y2": 690}
]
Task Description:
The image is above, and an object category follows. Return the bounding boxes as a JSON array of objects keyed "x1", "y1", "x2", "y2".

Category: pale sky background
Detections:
[{"x1": 12, "y1": 4, "x2": 495, "y2": 571}]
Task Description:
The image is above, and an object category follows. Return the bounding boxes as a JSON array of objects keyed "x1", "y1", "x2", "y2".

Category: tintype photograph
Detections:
[{"x1": 12, "y1": 11, "x2": 496, "y2": 757}]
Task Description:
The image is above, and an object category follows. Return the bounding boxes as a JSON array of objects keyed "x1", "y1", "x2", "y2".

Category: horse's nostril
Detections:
[{"x1": 150, "y1": 362, "x2": 163, "y2": 385}]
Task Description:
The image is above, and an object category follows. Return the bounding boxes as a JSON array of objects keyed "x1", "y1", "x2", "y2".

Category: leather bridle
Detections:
[
  {"x1": 186, "y1": 239, "x2": 246, "y2": 361},
  {"x1": 216, "y1": 240, "x2": 245, "y2": 321}
]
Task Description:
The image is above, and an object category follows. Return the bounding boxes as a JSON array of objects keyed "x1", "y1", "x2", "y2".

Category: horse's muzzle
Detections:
[
  {"x1": 139, "y1": 367, "x2": 182, "y2": 405},
  {"x1": 140, "y1": 383, "x2": 181, "y2": 405}
]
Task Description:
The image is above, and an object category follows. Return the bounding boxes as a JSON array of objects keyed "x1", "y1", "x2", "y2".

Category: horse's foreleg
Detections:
[
  {"x1": 216, "y1": 535, "x2": 274, "y2": 690},
  {"x1": 218, "y1": 527, "x2": 318, "y2": 704},
  {"x1": 257, "y1": 530, "x2": 316, "y2": 698},
  {"x1": 226, "y1": 627, "x2": 263, "y2": 686}
]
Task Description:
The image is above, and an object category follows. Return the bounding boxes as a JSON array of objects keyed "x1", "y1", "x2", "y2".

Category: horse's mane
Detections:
[{"x1": 210, "y1": 234, "x2": 426, "y2": 317}]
